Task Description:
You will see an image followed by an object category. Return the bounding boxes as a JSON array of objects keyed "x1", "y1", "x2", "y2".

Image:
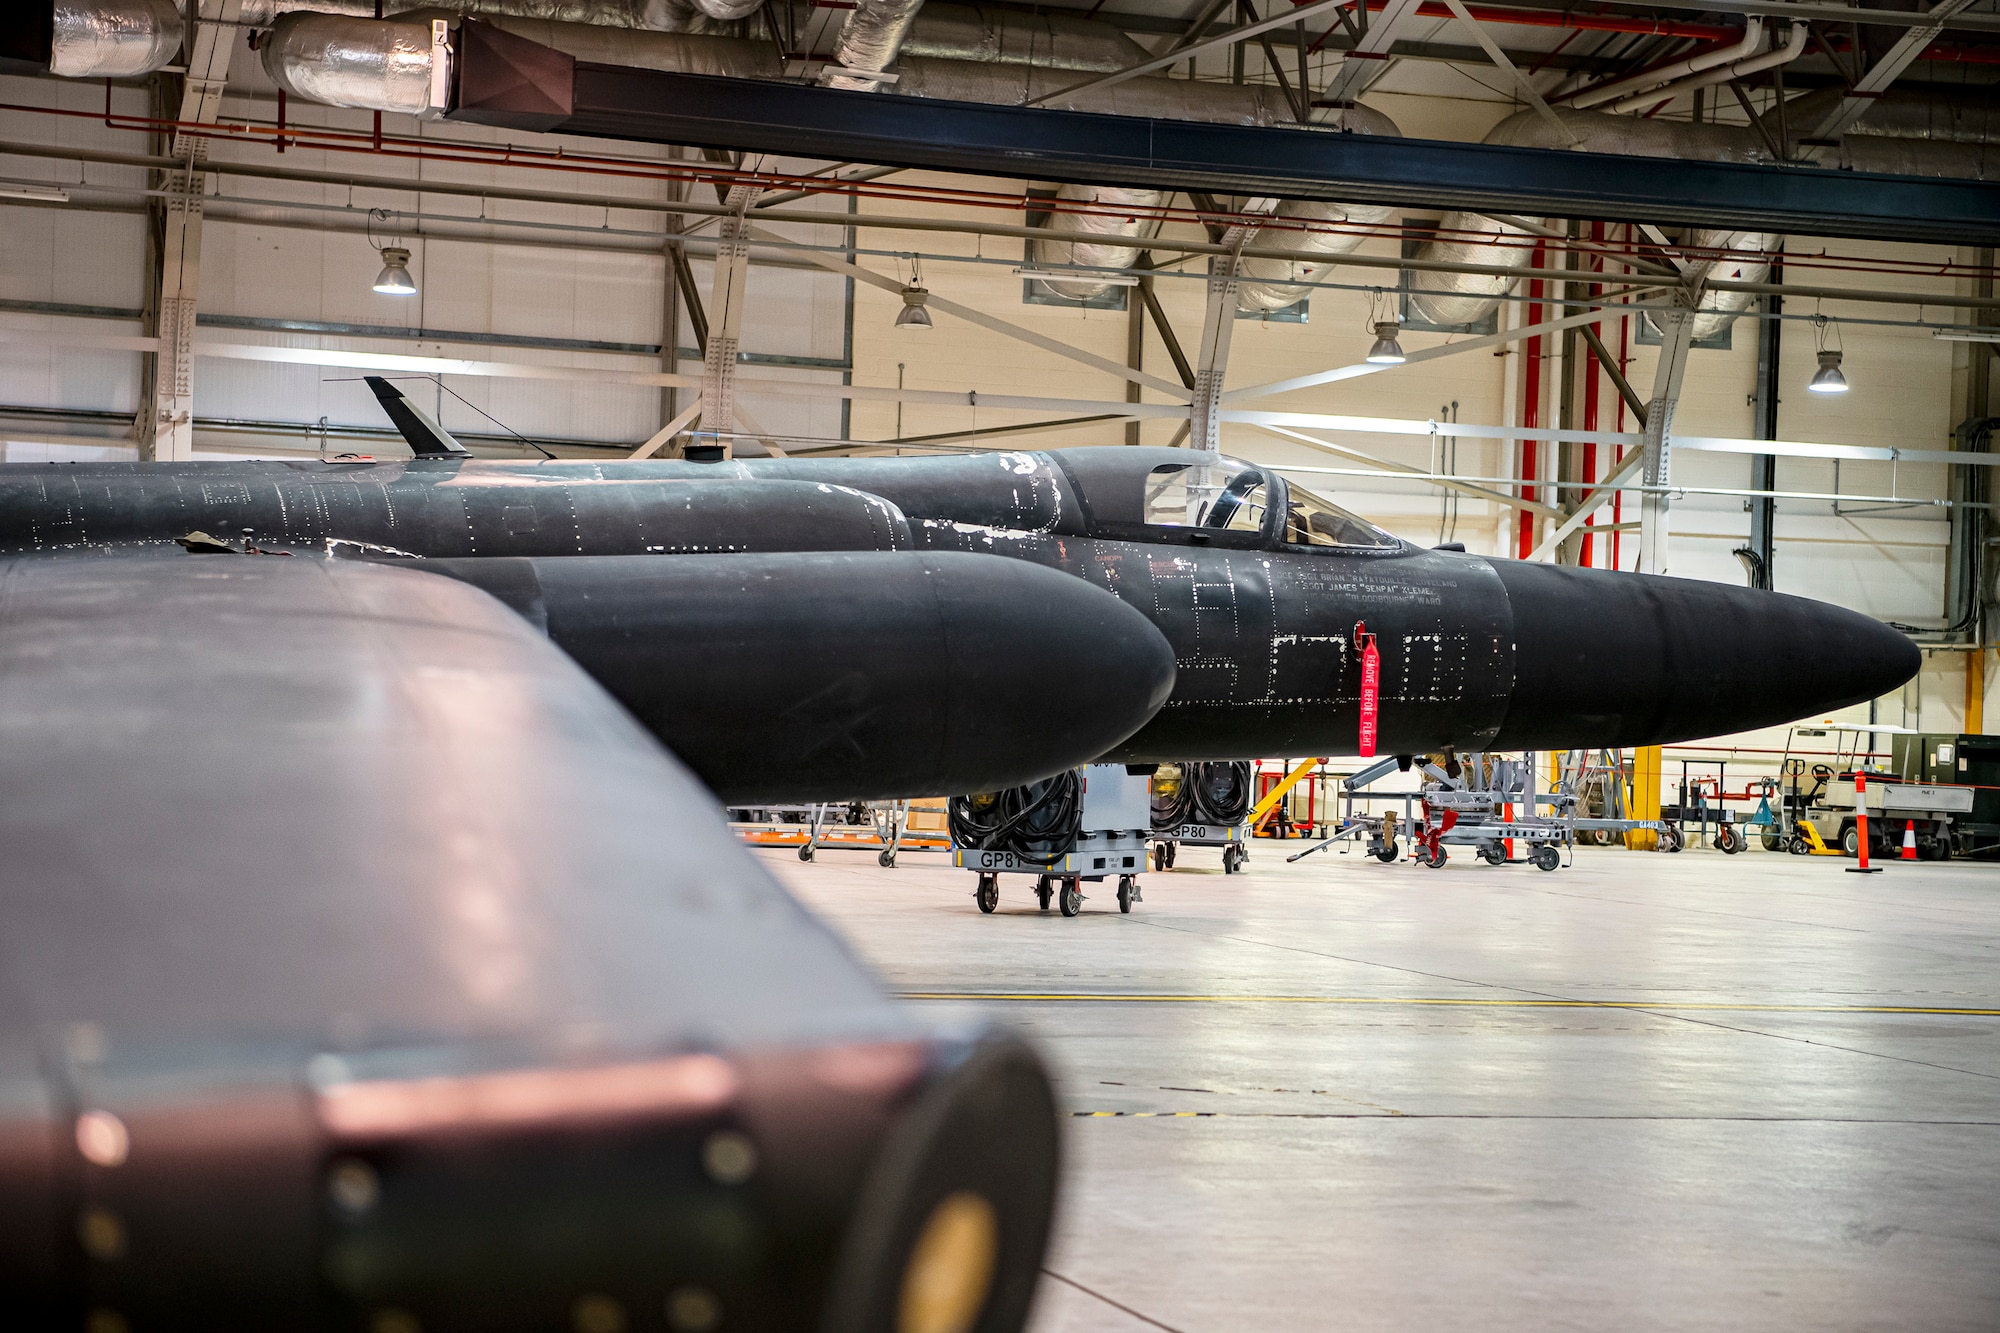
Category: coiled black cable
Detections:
[
  {"x1": 1188, "y1": 760, "x2": 1253, "y2": 825},
  {"x1": 949, "y1": 771, "x2": 1084, "y2": 866}
]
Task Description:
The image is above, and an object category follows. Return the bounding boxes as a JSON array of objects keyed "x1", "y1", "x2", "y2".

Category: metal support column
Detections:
[
  {"x1": 1637, "y1": 302, "x2": 1696, "y2": 576},
  {"x1": 659, "y1": 148, "x2": 684, "y2": 430},
  {"x1": 142, "y1": 0, "x2": 239, "y2": 461},
  {"x1": 698, "y1": 185, "x2": 759, "y2": 456},
  {"x1": 1747, "y1": 262, "x2": 1782, "y2": 590},
  {"x1": 1188, "y1": 223, "x2": 1254, "y2": 452},
  {"x1": 1948, "y1": 245, "x2": 1995, "y2": 720},
  {"x1": 1126, "y1": 264, "x2": 1146, "y2": 445}
]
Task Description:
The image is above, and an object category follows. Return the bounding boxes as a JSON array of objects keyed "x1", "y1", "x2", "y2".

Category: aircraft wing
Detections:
[{"x1": 0, "y1": 554, "x2": 1056, "y2": 1329}]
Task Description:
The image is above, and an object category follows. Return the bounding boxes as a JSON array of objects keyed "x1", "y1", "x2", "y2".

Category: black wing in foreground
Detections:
[{"x1": 0, "y1": 555, "x2": 1057, "y2": 1333}]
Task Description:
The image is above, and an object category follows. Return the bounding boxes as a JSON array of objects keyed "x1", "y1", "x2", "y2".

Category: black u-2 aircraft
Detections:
[{"x1": 0, "y1": 377, "x2": 1914, "y2": 1329}]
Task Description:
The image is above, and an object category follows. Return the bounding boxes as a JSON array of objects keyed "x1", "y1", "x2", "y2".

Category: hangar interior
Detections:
[{"x1": 2, "y1": 0, "x2": 1998, "y2": 1329}]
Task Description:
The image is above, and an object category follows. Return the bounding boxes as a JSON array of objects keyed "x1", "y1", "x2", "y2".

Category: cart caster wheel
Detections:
[
  {"x1": 1788, "y1": 835, "x2": 1811, "y2": 855},
  {"x1": 1165, "y1": 843, "x2": 1177, "y2": 868},
  {"x1": 1223, "y1": 845, "x2": 1245, "y2": 874},
  {"x1": 1151, "y1": 844, "x2": 1167, "y2": 872},
  {"x1": 1480, "y1": 843, "x2": 1506, "y2": 867},
  {"x1": 1761, "y1": 833, "x2": 1784, "y2": 853},
  {"x1": 1422, "y1": 844, "x2": 1448, "y2": 868},
  {"x1": 975, "y1": 873, "x2": 999, "y2": 914},
  {"x1": 797, "y1": 846, "x2": 815, "y2": 862},
  {"x1": 1117, "y1": 875, "x2": 1137, "y2": 913},
  {"x1": 1059, "y1": 878, "x2": 1083, "y2": 917},
  {"x1": 878, "y1": 849, "x2": 897, "y2": 868},
  {"x1": 1374, "y1": 840, "x2": 1398, "y2": 863},
  {"x1": 1035, "y1": 875, "x2": 1054, "y2": 912},
  {"x1": 1531, "y1": 844, "x2": 1561, "y2": 872}
]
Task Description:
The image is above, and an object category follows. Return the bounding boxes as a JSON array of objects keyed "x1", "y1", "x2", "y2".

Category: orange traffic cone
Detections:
[{"x1": 1901, "y1": 820, "x2": 1919, "y2": 861}]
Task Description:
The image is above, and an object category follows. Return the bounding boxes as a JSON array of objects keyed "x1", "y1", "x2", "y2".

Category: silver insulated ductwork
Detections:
[
  {"x1": 236, "y1": 0, "x2": 745, "y2": 29},
  {"x1": 1236, "y1": 105, "x2": 1400, "y2": 313},
  {"x1": 1027, "y1": 106, "x2": 1401, "y2": 306},
  {"x1": 262, "y1": 13, "x2": 439, "y2": 116},
  {"x1": 1766, "y1": 87, "x2": 2000, "y2": 181},
  {"x1": 1030, "y1": 186, "x2": 1168, "y2": 302},
  {"x1": 823, "y1": 1, "x2": 1153, "y2": 91},
  {"x1": 1409, "y1": 109, "x2": 1776, "y2": 336},
  {"x1": 821, "y1": 0, "x2": 926, "y2": 91},
  {"x1": 47, "y1": 0, "x2": 182, "y2": 78},
  {"x1": 901, "y1": 4, "x2": 1148, "y2": 72}
]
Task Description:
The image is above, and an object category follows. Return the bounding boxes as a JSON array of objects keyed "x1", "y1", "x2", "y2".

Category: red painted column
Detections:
[{"x1": 1518, "y1": 242, "x2": 1547, "y2": 559}]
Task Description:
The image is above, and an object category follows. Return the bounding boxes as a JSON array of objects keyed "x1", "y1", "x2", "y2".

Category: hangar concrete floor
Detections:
[{"x1": 763, "y1": 842, "x2": 2000, "y2": 1333}]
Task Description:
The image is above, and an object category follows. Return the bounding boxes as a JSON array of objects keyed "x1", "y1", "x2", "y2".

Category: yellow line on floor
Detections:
[{"x1": 896, "y1": 993, "x2": 2000, "y2": 1016}]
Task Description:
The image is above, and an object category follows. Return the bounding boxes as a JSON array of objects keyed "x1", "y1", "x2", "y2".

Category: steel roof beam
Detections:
[{"x1": 461, "y1": 65, "x2": 2000, "y2": 245}]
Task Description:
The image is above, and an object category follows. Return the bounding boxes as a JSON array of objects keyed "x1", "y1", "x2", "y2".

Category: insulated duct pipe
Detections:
[
  {"x1": 1028, "y1": 103, "x2": 1400, "y2": 305},
  {"x1": 901, "y1": 4, "x2": 1148, "y2": 73},
  {"x1": 821, "y1": 0, "x2": 1153, "y2": 92},
  {"x1": 237, "y1": 0, "x2": 744, "y2": 28},
  {"x1": 1604, "y1": 21, "x2": 1806, "y2": 116},
  {"x1": 1029, "y1": 185, "x2": 1167, "y2": 301},
  {"x1": 45, "y1": 0, "x2": 182, "y2": 78},
  {"x1": 34, "y1": 0, "x2": 741, "y2": 81},
  {"x1": 262, "y1": 13, "x2": 442, "y2": 115},
  {"x1": 1236, "y1": 198, "x2": 1401, "y2": 313},
  {"x1": 1235, "y1": 105, "x2": 1401, "y2": 313},
  {"x1": 820, "y1": 0, "x2": 926, "y2": 92},
  {"x1": 1408, "y1": 109, "x2": 1775, "y2": 331},
  {"x1": 1765, "y1": 87, "x2": 2000, "y2": 180},
  {"x1": 1567, "y1": 18, "x2": 1763, "y2": 112}
]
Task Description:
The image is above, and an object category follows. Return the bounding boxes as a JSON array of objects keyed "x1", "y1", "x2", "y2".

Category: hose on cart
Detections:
[
  {"x1": 949, "y1": 772, "x2": 1084, "y2": 866},
  {"x1": 1188, "y1": 761, "x2": 1253, "y2": 825}
]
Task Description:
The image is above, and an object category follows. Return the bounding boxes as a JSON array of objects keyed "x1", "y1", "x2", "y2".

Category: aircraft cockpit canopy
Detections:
[{"x1": 1140, "y1": 457, "x2": 1398, "y2": 551}]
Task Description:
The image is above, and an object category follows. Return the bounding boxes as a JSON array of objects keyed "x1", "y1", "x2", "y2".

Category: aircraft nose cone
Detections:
[
  {"x1": 927, "y1": 552, "x2": 1178, "y2": 787},
  {"x1": 1486, "y1": 561, "x2": 1920, "y2": 750}
]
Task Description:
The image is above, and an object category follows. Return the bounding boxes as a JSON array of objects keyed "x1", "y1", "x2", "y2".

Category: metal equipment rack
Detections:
[
  {"x1": 1291, "y1": 750, "x2": 1674, "y2": 869},
  {"x1": 798, "y1": 799, "x2": 911, "y2": 867}
]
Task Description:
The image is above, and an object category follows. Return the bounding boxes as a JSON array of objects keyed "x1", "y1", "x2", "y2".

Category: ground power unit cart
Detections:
[{"x1": 949, "y1": 764, "x2": 1154, "y2": 916}]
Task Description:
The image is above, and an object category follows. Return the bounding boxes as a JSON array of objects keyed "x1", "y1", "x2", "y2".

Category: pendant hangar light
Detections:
[
  {"x1": 1366, "y1": 321, "x2": 1408, "y2": 365},
  {"x1": 1363, "y1": 289, "x2": 1406, "y2": 364},
  {"x1": 896, "y1": 253, "x2": 933, "y2": 330},
  {"x1": 373, "y1": 247, "x2": 417, "y2": 296},
  {"x1": 366, "y1": 209, "x2": 417, "y2": 297},
  {"x1": 1808, "y1": 314, "x2": 1848, "y2": 394}
]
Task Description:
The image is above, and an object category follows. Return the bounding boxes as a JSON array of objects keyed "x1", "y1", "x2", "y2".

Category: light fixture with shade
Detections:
[
  {"x1": 1807, "y1": 313, "x2": 1847, "y2": 394},
  {"x1": 366, "y1": 208, "x2": 417, "y2": 296},
  {"x1": 1807, "y1": 349, "x2": 1849, "y2": 394},
  {"x1": 895, "y1": 286, "x2": 933, "y2": 330},
  {"x1": 1366, "y1": 320, "x2": 1407, "y2": 365},
  {"x1": 373, "y1": 246, "x2": 417, "y2": 296},
  {"x1": 895, "y1": 253, "x2": 932, "y2": 329}
]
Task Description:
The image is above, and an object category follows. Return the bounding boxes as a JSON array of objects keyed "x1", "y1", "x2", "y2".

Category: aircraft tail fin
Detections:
[{"x1": 365, "y1": 376, "x2": 471, "y2": 457}]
